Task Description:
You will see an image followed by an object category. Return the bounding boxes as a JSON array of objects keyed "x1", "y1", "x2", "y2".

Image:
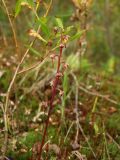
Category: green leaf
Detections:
[
  {"x1": 15, "y1": 0, "x2": 23, "y2": 17},
  {"x1": 63, "y1": 72, "x2": 69, "y2": 97},
  {"x1": 106, "y1": 56, "x2": 115, "y2": 73},
  {"x1": 94, "y1": 123, "x2": 99, "y2": 135},
  {"x1": 70, "y1": 30, "x2": 85, "y2": 41},
  {"x1": 66, "y1": 26, "x2": 74, "y2": 33},
  {"x1": 67, "y1": 54, "x2": 79, "y2": 70},
  {"x1": 15, "y1": 0, "x2": 34, "y2": 17},
  {"x1": 56, "y1": 13, "x2": 72, "y2": 21},
  {"x1": 38, "y1": 18, "x2": 50, "y2": 36},
  {"x1": 27, "y1": 0, "x2": 34, "y2": 8},
  {"x1": 56, "y1": 13, "x2": 72, "y2": 19},
  {"x1": 37, "y1": 34, "x2": 47, "y2": 43},
  {"x1": 55, "y1": 18, "x2": 64, "y2": 29},
  {"x1": 25, "y1": 45, "x2": 41, "y2": 57}
]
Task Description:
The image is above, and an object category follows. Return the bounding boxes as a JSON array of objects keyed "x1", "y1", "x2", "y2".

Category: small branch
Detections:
[
  {"x1": 70, "y1": 72, "x2": 97, "y2": 159},
  {"x1": 79, "y1": 85, "x2": 118, "y2": 105},
  {"x1": 71, "y1": 73, "x2": 79, "y2": 143},
  {"x1": 78, "y1": 123, "x2": 97, "y2": 159},
  {"x1": 17, "y1": 45, "x2": 57, "y2": 75},
  {"x1": 1, "y1": 1, "x2": 52, "y2": 158},
  {"x1": 75, "y1": 81, "x2": 79, "y2": 143},
  {"x1": 102, "y1": 122, "x2": 111, "y2": 160},
  {"x1": 106, "y1": 133, "x2": 120, "y2": 150},
  {"x1": 64, "y1": 122, "x2": 74, "y2": 143},
  {"x1": 1, "y1": 0, "x2": 18, "y2": 48},
  {"x1": 17, "y1": 60, "x2": 43, "y2": 75},
  {"x1": 44, "y1": 0, "x2": 53, "y2": 18}
]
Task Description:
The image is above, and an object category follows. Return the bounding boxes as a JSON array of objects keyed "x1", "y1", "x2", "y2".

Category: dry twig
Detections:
[
  {"x1": 79, "y1": 85, "x2": 118, "y2": 105},
  {"x1": 1, "y1": 1, "x2": 52, "y2": 158}
]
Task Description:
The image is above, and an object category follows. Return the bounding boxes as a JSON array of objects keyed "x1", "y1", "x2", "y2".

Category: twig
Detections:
[
  {"x1": 1, "y1": 0, "x2": 18, "y2": 48},
  {"x1": 1, "y1": 1, "x2": 52, "y2": 158},
  {"x1": 103, "y1": 122, "x2": 111, "y2": 160},
  {"x1": 64, "y1": 122, "x2": 74, "y2": 143},
  {"x1": 78, "y1": 123, "x2": 97, "y2": 159},
  {"x1": 18, "y1": 60, "x2": 44, "y2": 75},
  {"x1": 17, "y1": 45, "x2": 57, "y2": 75},
  {"x1": 71, "y1": 72, "x2": 97, "y2": 160},
  {"x1": 106, "y1": 132, "x2": 120, "y2": 150},
  {"x1": 71, "y1": 72, "x2": 97, "y2": 159},
  {"x1": 1, "y1": 37, "x2": 38, "y2": 160},
  {"x1": 71, "y1": 73, "x2": 79, "y2": 143},
  {"x1": 71, "y1": 151, "x2": 87, "y2": 160},
  {"x1": 0, "y1": 102, "x2": 4, "y2": 113},
  {"x1": 75, "y1": 80, "x2": 79, "y2": 143},
  {"x1": 79, "y1": 85, "x2": 118, "y2": 105}
]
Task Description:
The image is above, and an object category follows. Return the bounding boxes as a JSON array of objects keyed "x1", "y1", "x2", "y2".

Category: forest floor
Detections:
[
  {"x1": 0, "y1": 0, "x2": 120, "y2": 159},
  {"x1": 0, "y1": 38, "x2": 120, "y2": 160}
]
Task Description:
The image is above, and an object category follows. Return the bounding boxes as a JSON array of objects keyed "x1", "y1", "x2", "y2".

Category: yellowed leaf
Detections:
[{"x1": 28, "y1": 29, "x2": 47, "y2": 43}]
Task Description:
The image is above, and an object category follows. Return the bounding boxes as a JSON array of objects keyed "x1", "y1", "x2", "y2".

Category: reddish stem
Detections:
[{"x1": 37, "y1": 44, "x2": 64, "y2": 160}]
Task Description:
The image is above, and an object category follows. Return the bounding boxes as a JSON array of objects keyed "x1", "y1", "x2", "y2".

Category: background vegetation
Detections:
[{"x1": 0, "y1": 0, "x2": 120, "y2": 159}]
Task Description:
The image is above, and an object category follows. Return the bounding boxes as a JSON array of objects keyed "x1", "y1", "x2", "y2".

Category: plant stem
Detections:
[
  {"x1": 1, "y1": 1, "x2": 52, "y2": 158},
  {"x1": 38, "y1": 45, "x2": 64, "y2": 160},
  {"x1": 1, "y1": 0, "x2": 18, "y2": 48}
]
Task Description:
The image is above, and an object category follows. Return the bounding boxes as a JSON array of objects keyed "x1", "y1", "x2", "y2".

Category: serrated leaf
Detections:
[
  {"x1": 55, "y1": 18, "x2": 64, "y2": 29},
  {"x1": 15, "y1": 0, "x2": 23, "y2": 17},
  {"x1": 70, "y1": 30, "x2": 85, "y2": 41}
]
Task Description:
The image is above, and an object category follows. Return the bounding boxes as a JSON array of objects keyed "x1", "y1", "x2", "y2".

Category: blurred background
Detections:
[{"x1": 0, "y1": 0, "x2": 120, "y2": 73}]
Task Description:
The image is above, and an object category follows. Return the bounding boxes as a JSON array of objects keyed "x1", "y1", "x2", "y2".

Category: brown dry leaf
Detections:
[
  {"x1": 108, "y1": 107, "x2": 117, "y2": 114},
  {"x1": 72, "y1": 0, "x2": 80, "y2": 8},
  {"x1": 43, "y1": 2, "x2": 49, "y2": 10},
  {"x1": 85, "y1": 0, "x2": 93, "y2": 7},
  {"x1": 72, "y1": 0, "x2": 93, "y2": 8},
  {"x1": 28, "y1": 29, "x2": 47, "y2": 43},
  {"x1": 11, "y1": 138, "x2": 17, "y2": 150},
  {"x1": 71, "y1": 141, "x2": 80, "y2": 150},
  {"x1": 32, "y1": 142, "x2": 41, "y2": 154},
  {"x1": 25, "y1": 108, "x2": 31, "y2": 115},
  {"x1": 0, "y1": 70, "x2": 5, "y2": 78},
  {"x1": 20, "y1": 148, "x2": 27, "y2": 153},
  {"x1": 72, "y1": 151, "x2": 87, "y2": 160},
  {"x1": 49, "y1": 144, "x2": 61, "y2": 155},
  {"x1": 21, "y1": 2, "x2": 32, "y2": 9}
]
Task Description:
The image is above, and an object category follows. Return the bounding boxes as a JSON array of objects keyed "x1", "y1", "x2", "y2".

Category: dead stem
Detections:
[
  {"x1": 71, "y1": 73, "x2": 79, "y2": 143},
  {"x1": 1, "y1": 0, "x2": 18, "y2": 48},
  {"x1": 71, "y1": 72, "x2": 97, "y2": 159},
  {"x1": 106, "y1": 133, "x2": 120, "y2": 150},
  {"x1": 79, "y1": 85, "x2": 118, "y2": 105},
  {"x1": 78, "y1": 123, "x2": 97, "y2": 159}
]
